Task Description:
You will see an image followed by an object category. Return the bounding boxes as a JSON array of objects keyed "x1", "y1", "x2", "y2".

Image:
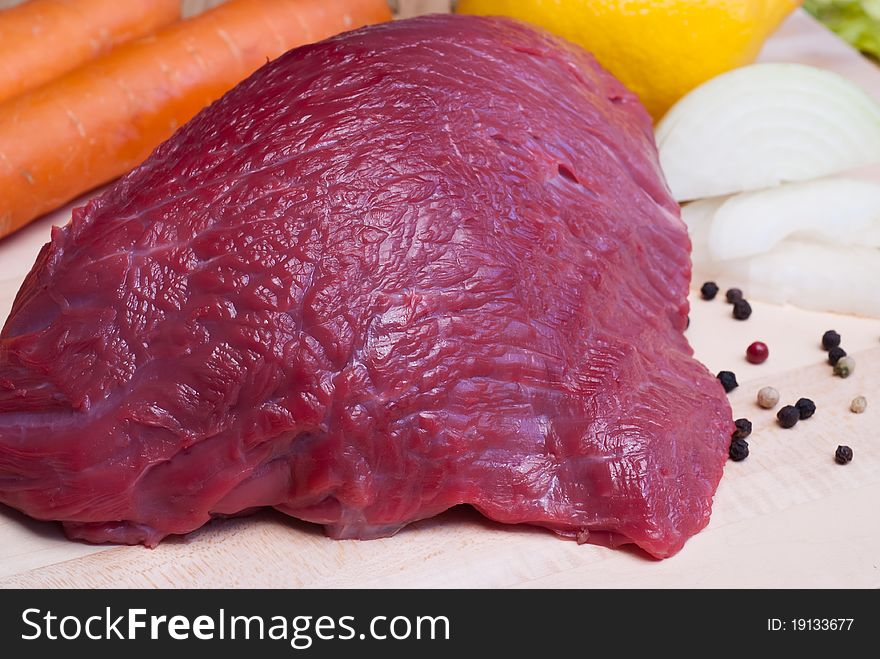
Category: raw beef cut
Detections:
[{"x1": 0, "y1": 14, "x2": 733, "y2": 559}]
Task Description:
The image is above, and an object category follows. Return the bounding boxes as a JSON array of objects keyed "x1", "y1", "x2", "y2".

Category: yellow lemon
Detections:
[{"x1": 456, "y1": 0, "x2": 802, "y2": 119}]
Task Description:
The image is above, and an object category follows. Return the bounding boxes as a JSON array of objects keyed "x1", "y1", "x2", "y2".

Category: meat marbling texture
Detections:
[{"x1": 0, "y1": 15, "x2": 732, "y2": 559}]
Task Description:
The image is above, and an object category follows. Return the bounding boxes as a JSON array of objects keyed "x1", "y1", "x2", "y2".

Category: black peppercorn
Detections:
[
  {"x1": 795, "y1": 397, "x2": 816, "y2": 420},
  {"x1": 732, "y1": 418, "x2": 752, "y2": 440},
  {"x1": 732, "y1": 299, "x2": 752, "y2": 320},
  {"x1": 777, "y1": 405, "x2": 799, "y2": 429},
  {"x1": 717, "y1": 370, "x2": 738, "y2": 393},
  {"x1": 835, "y1": 445, "x2": 853, "y2": 465},
  {"x1": 821, "y1": 330, "x2": 841, "y2": 350},
  {"x1": 725, "y1": 288, "x2": 743, "y2": 304},
  {"x1": 700, "y1": 281, "x2": 720, "y2": 300},
  {"x1": 828, "y1": 346, "x2": 846, "y2": 366},
  {"x1": 729, "y1": 438, "x2": 749, "y2": 462}
]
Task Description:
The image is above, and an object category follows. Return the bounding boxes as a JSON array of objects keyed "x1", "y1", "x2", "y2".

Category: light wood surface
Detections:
[{"x1": 0, "y1": 9, "x2": 879, "y2": 588}]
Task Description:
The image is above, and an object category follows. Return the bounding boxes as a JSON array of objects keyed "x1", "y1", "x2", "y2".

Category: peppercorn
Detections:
[
  {"x1": 822, "y1": 330, "x2": 841, "y2": 350},
  {"x1": 729, "y1": 438, "x2": 749, "y2": 462},
  {"x1": 732, "y1": 299, "x2": 752, "y2": 321},
  {"x1": 757, "y1": 386, "x2": 780, "y2": 409},
  {"x1": 795, "y1": 398, "x2": 816, "y2": 420},
  {"x1": 834, "y1": 355, "x2": 855, "y2": 378},
  {"x1": 725, "y1": 288, "x2": 743, "y2": 304},
  {"x1": 777, "y1": 405, "x2": 799, "y2": 429},
  {"x1": 835, "y1": 445, "x2": 853, "y2": 465},
  {"x1": 828, "y1": 346, "x2": 846, "y2": 366},
  {"x1": 746, "y1": 341, "x2": 768, "y2": 364},
  {"x1": 851, "y1": 396, "x2": 867, "y2": 414},
  {"x1": 717, "y1": 370, "x2": 738, "y2": 393},
  {"x1": 732, "y1": 418, "x2": 752, "y2": 440},
  {"x1": 700, "y1": 281, "x2": 719, "y2": 300}
]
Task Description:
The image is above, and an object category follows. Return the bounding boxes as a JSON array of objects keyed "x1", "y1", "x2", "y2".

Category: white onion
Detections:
[
  {"x1": 656, "y1": 64, "x2": 880, "y2": 202},
  {"x1": 682, "y1": 177, "x2": 880, "y2": 318},
  {"x1": 680, "y1": 197, "x2": 719, "y2": 271},
  {"x1": 691, "y1": 240, "x2": 880, "y2": 318},
  {"x1": 707, "y1": 178, "x2": 880, "y2": 260}
]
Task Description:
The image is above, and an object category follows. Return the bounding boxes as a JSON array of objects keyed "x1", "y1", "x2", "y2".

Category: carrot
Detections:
[
  {"x1": 0, "y1": 0, "x2": 392, "y2": 239},
  {"x1": 0, "y1": 0, "x2": 181, "y2": 105}
]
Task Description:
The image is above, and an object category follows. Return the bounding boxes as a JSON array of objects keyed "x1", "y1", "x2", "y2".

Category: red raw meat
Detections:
[{"x1": 0, "y1": 14, "x2": 732, "y2": 558}]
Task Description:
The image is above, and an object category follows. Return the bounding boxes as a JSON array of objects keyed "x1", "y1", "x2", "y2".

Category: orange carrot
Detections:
[
  {"x1": 0, "y1": 0, "x2": 181, "y2": 105},
  {"x1": 0, "y1": 0, "x2": 392, "y2": 239}
]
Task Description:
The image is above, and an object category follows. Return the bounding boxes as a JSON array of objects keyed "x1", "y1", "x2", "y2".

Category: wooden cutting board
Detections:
[{"x1": 0, "y1": 9, "x2": 879, "y2": 588}]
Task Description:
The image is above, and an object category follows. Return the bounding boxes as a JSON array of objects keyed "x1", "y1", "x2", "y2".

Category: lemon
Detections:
[{"x1": 456, "y1": 0, "x2": 802, "y2": 119}]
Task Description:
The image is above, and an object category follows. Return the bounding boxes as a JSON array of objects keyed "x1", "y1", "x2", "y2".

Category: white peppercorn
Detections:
[
  {"x1": 757, "y1": 386, "x2": 779, "y2": 409},
  {"x1": 851, "y1": 396, "x2": 867, "y2": 414}
]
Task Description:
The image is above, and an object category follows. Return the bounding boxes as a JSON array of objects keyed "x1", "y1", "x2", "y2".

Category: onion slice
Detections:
[
  {"x1": 707, "y1": 178, "x2": 880, "y2": 260},
  {"x1": 656, "y1": 64, "x2": 880, "y2": 202},
  {"x1": 680, "y1": 197, "x2": 719, "y2": 271},
  {"x1": 691, "y1": 240, "x2": 880, "y2": 318}
]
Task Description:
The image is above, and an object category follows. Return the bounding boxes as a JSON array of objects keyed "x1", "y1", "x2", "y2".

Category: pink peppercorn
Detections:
[{"x1": 746, "y1": 341, "x2": 769, "y2": 364}]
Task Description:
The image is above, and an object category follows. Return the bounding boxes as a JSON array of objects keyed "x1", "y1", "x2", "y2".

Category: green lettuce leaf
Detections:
[{"x1": 806, "y1": 0, "x2": 880, "y2": 58}]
